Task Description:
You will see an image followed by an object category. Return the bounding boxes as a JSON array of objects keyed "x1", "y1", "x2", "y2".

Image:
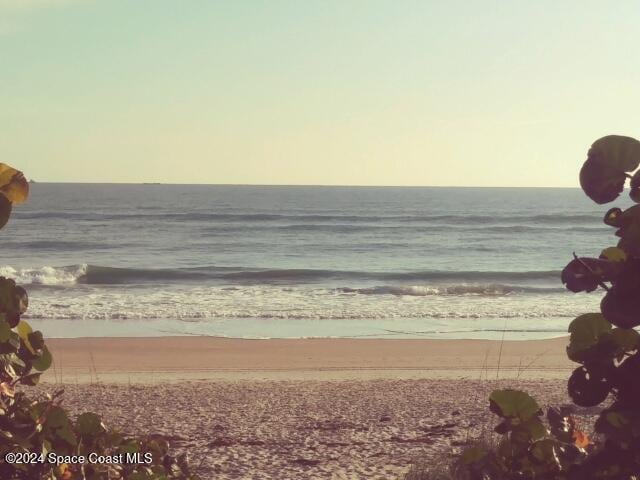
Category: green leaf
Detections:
[
  {"x1": 600, "y1": 247, "x2": 627, "y2": 262},
  {"x1": 489, "y1": 389, "x2": 540, "y2": 421},
  {"x1": 32, "y1": 345, "x2": 52, "y2": 372},
  {"x1": 77, "y1": 412, "x2": 105, "y2": 437},
  {"x1": 607, "y1": 411, "x2": 630, "y2": 429},
  {"x1": 567, "y1": 313, "x2": 612, "y2": 362},
  {"x1": 16, "y1": 320, "x2": 35, "y2": 354},
  {"x1": 0, "y1": 331, "x2": 20, "y2": 354},
  {"x1": 0, "y1": 318, "x2": 10, "y2": 342},
  {"x1": 511, "y1": 417, "x2": 548, "y2": 444},
  {"x1": 580, "y1": 135, "x2": 640, "y2": 204},
  {"x1": 45, "y1": 406, "x2": 77, "y2": 447},
  {"x1": 530, "y1": 439, "x2": 559, "y2": 465}
]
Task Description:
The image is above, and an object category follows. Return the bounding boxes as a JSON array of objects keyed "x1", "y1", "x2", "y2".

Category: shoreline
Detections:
[{"x1": 44, "y1": 336, "x2": 573, "y2": 383}]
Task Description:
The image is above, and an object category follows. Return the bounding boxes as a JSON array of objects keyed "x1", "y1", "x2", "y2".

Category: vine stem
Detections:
[{"x1": 573, "y1": 252, "x2": 610, "y2": 292}]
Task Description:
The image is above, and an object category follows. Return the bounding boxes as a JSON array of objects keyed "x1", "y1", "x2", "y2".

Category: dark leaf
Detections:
[
  {"x1": 0, "y1": 194, "x2": 11, "y2": 230},
  {"x1": 32, "y1": 345, "x2": 52, "y2": 372},
  {"x1": 580, "y1": 135, "x2": 640, "y2": 204},
  {"x1": 19, "y1": 372, "x2": 41, "y2": 386},
  {"x1": 568, "y1": 366, "x2": 611, "y2": 407},
  {"x1": 604, "y1": 207, "x2": 623, "y2": 227},
  {"x1": 77, "y1": 412, "x2": 105, "y2": 437},
  {"x1": 561, "y1": 257, "x2": 622, "y2": 293}
]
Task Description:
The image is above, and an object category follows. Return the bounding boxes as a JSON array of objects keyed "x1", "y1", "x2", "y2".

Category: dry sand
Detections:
[
  {"x1": 35, "y1": 337, "x2": 576, "y2": 479},
  {"x1": 44, "y1": 336, "x2": 573, "y2": 382}
]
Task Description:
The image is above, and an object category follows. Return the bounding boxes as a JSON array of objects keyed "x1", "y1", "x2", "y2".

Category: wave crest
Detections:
[
  {"x1": 0, "y1": 265, "x2": 88, "y2": 286},
  {"x1": 0, "y1": 264, "x2": 561, "y2": 286},
  {"x1": 337, "y1": 284, "x2": 558, "y2": 296}
]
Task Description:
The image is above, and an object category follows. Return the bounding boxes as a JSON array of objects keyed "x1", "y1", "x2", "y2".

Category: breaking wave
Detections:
[{"x1": 0, "y1": 264, "x2": 561, "y2": 286}]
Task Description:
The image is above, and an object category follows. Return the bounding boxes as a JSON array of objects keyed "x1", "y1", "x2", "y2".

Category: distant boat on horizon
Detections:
[{"x1": 142, "y1": 182, "x2": 161, "y2": 185}]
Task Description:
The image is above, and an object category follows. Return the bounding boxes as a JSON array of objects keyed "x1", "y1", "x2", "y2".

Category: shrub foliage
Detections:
[
  {"x1": 458, "y1": 135, "x2": 640, "y2": 479},
  {"x1": 0, "y1": 165, "x2": 200, "y2": 479}
]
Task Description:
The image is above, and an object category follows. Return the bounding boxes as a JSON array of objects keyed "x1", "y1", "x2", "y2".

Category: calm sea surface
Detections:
[{"x1": 4, "y1": 184, "x2": 625, "y2": 339}]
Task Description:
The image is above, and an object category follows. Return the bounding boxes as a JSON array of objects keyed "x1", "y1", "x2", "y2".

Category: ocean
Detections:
[{"x1": 4, "y1": 183, "x2": 623, "y2": 339}]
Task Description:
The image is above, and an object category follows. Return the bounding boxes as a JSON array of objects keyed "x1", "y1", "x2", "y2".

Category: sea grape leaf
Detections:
[
  {"x1": 511, "y1": 417, "x2": 547, "y2": 444},
  {"x1": 19, "y1": 372, "x2": 41, "y2": 386},
  {"x1": 611, "y1": 354, "x2": 640, "y2": 404},
  {"x1": 15, "y1": 286, "x2": 28, "y2": 313},
  {"x1": 568, "y1": 366, "x2": 611, "y2": 407},
  {"x1": 77, "y1": 412, "x2": 105, "y2": 437},
  {"x1": 0, "y1": 318, "x2": 10, "y2": 343},
  {"x1": 580, "y1": 156, "x2": 627, "y2": 204},
  {"x1": 600, "y1": 247, "x2": 627, "y2": 262},
  {"x1": 567, "y1": 313, "x2": 612, "y2": 362},
  {"x1": 32, "y1": 345, "x2": 52, "y2": 372},
  {"x1": 614, "y1": 205, "x2": 640, "y2": 256},
  {"x1": 601, "y1": 261, "x2": 640, "y2": 328},
  {"x1": 0, "y1": 331, "x2": 20, "y2": 354},
  {"x1": 606, "y1": 411, "x2": 629, "y2": 429},
  {"x1": 16, "y1": 320, "x2": 35, "y2": 354},
  {"x1": 631, "y1": 169, "x2": 640, "y2": 203},
  {"x1": 0, "y1": 163, "x2": 29, "y2": 204},
  {"x1": 489, "y1": 389, "x2": 540, "y2": 421},
  {"x1": 617, "y1": 223, "x2": 640, "y2": 257},
  {"x1": 580, "y1": 135, "x2": 640, "y2": 204},
  {"x1": 494, "y1": 420, "x2": 510, "y2": 435},
  {"x1": 609, "y1": 328, "x2": 640, "y2": 354},
  {"x1": 561, "y1": 258, "x2": 622, "y2": 293},
  {"x1": 604, "y1": 207, "x2": 623, "y2": 227},
  {"x1": 594, "y1": 407, "x2": 640, "y2": 445},
  {"x1": 0, "y1": 194, "x2": 11, "y2": 230},
  {"x1": 27, "y1": 331, "x2": 44, "y2": 352},
  {"x1": 530, "y1": 439, "x2": 558, "y2": 465},
  {"x1": 0, "y1": 278, "x2": 28, "y2": 316},
  {"x1": 45, "y1": 406, "x2": 77, "y2": 447}
]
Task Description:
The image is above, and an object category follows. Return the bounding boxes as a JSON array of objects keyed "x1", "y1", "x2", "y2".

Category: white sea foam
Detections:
[
  {"x1": 22, "y1": 284, "x2": 599, "y2": 323},
  {"x1": 0, "y1": 264, "x2": 87, "y2": 285}
]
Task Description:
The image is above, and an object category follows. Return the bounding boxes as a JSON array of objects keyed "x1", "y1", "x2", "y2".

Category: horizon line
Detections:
[{"x1": 28, "y1": 181, "x2": 581, "y2": 189}]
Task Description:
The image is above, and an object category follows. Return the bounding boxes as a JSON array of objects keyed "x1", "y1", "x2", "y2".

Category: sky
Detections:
[{"x1": 1, "y1": 0, "x2": 639, "y2": 186}]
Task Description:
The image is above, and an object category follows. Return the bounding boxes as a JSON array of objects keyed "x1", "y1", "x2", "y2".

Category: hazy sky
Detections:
[{"x1": 1, "y1": 1, "x2": 639, "y2": 186}]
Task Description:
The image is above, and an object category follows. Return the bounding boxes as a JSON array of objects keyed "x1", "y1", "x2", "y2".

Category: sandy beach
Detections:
[
  {"x1": 44, "y1": 336, "x2": 573, "y2": 382},
  {"x1": 34, "y1": 337, "x2": 577, "y2": 479}
]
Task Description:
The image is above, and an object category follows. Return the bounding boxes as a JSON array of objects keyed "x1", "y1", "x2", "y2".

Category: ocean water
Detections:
[{"x1": 3, "y1": 184, "x2": 625, "y2": 339}]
